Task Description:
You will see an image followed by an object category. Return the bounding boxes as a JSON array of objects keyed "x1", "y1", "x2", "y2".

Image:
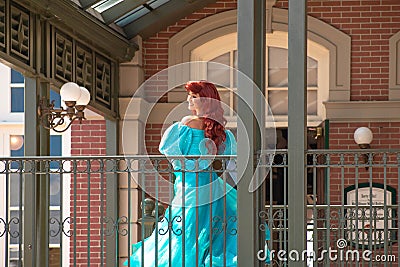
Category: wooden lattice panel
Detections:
[
  {"x1": 95, "y1": 54, "x2": 111, "y2": 108},
  {"x1": 0, "y1": 1, "x2": 5, "y2": 51},
  {"x1": 55, "y1": 30, "x2": 73, "y2": 83},
  {"x1": 10, "y1": 2, "x2": 30, "y2": 64},
  {"x1": 76, "y1": 43, "x2": 93, "y2": 92}
]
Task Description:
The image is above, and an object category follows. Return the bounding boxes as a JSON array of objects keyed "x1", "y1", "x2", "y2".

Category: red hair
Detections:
[{"x1": 185, "y1": 81, "x2": 227, "y2": 154}]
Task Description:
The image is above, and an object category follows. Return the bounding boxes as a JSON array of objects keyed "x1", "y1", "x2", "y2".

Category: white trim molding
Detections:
[
  {"x1": 324, "y1": 101, "x2": 400, "y2": 122},
  {"x1": 169, "y1": 8, "x2": 351, "y2": 101},
  {"x1": 389, "y1": 31, "x2": 400, "y2": 100}
]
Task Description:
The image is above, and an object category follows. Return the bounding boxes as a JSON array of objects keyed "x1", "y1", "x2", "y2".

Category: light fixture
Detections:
[
  {"x1": 354, "y1": 127, "x2": 373, "y2": 168},
  {"x1": 10, "y1": 135, "x2": 24, "y2": 150},
  {"x1": 38, "y1": 82, "x2": 90, "y2": 133},
  {"x1": 354, "y1": 127, "x2": 373, "y2": 149}
]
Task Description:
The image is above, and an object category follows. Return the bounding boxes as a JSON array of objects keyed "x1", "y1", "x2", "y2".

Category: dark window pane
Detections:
[
  {"x1": 50, "y1": 174, "x2": 61, "y2": 206},
  {"x1": 50, "y1": 135, "x2": 62, "y2": 156},
  {"x1": 50, "y1": 89, "x2": 61, "y2": 108},
  {"x1": 11, "y1": 69, "x2": 24, "y2": 83},
  {"x1": 11, "y1": 87, "x2": 24, "y2": 112},
  {"x1": 50, "y1": 135, "x2": 62, "y2": 169}
]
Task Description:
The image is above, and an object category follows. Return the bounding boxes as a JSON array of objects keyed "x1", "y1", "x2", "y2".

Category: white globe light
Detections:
[
  {"x1": 76, "y1": 87, "x2": 91, "y2": 106},
  {"x1": 10, "y1": 135, "x2": 24, "y2": 150},
  {"x1": 60, "y1": 82, "x2": 81, "y2": 102},
  {"x1": 354, "y1": 127, "x2": 373, "y2": 145}
]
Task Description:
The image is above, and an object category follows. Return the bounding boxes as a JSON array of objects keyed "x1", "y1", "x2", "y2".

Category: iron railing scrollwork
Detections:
[{"x1": 0, "y1": 217, "x2": 20, "y2": 239}]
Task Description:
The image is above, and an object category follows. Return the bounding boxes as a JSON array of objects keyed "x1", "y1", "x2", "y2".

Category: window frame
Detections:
[{"x1": 190, "y1": 30, "x2": 330, "y2": 128}]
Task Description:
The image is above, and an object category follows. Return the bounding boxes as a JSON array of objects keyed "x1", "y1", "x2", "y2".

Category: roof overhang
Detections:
[{"x1": 18, "y1": 0, "x2": 138, "y2": 62}]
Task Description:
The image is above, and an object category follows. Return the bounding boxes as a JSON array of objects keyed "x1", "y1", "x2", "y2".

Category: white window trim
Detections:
[
  {"x1": 190, "y1": 30, "x2": 329, "y2": 128},
  {"x1": 169, "y1": 8, "x2": 351, "y2": 103},
  {"x1": 389, "y1": 31, "x2": 400, "y2": 100}
]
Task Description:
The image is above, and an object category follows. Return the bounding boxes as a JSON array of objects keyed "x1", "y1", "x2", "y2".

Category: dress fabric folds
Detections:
[{"x1": 124, "y1": 122, "x2": 270, "y2": 267}]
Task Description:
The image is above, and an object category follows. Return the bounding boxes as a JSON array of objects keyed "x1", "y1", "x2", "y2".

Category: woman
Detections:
[{"x1": 125, "y1": 81, "x2": 269, "y2": 266}]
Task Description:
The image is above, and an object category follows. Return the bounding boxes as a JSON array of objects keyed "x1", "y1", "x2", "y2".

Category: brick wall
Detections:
[
  {"x1": 141, "y1": 0, "x2": 400, "y2": 201},
  {"x1": 275, "y1": 0, "x2": 400, "y2": 101},
  {"x1": 145, "y1": 123, "x2": 163, "y2": 155},
  {"x1": 143, "y1": 0, "x2": 400, "y2": 101},
  {"x1": 143, "y1": 0, "x2": 237, "y2": 102},
  {"x1": 329, "y1": 122, "x2": 400, "y2": 204},
  {"x1": 70, "y1": 120, "x2": 107, "y2": 266}
]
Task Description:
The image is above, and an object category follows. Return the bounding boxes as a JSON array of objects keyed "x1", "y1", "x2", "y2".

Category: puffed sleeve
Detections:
[{"x1": 159, "y1": 122, "x2": 193, "y2": 156}]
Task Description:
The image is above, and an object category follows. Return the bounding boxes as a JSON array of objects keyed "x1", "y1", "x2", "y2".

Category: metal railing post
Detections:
[{"x1": 288, "y1": 0, "x2": 308, "y2": 266}]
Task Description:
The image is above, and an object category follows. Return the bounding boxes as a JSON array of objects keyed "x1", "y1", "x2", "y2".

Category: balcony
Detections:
[{"x1": 0, "y1": 150, "x2": 399, "y2": 266}]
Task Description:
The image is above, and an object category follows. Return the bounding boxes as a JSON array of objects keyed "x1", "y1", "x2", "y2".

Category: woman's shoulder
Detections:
[{"x1": 180, "y1": 115, "x2": 204, "y2": 130}]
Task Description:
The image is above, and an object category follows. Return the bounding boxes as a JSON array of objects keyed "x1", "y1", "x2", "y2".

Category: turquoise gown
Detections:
[{"x1": 124, "y1": 122, "x2": 270, "y2": 266}]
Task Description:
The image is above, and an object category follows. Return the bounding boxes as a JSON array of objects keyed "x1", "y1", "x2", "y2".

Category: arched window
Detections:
[
  {"x1": 189, "y1": 31, "x2": 329, "y2": 127},
  {"x1": 169, "y1": 8, "x2": 351, "y2": 127}
]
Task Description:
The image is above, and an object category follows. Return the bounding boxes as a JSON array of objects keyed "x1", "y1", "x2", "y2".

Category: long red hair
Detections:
[{"x1": 185, "y1": 81, "x2": 227, "y2": 154}]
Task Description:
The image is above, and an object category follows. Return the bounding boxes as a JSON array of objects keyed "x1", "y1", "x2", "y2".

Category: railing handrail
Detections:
[{"x1": 0, "y1": 155, "x2": 237, "y2": 160}]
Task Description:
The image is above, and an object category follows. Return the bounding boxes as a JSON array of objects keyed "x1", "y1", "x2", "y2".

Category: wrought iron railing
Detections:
[
  {"x1": 0, "y1": 155, "x2": 237, "y2": 267},
  {"x1": 0, "y1": 150, "x2": 399, "y2": 266},
  {"x1": 260, "y1": 149, "x2": 400, "y2": 266}
]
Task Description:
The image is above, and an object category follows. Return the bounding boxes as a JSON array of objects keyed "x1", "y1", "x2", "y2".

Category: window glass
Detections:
[
  {"x1": 11, "y1": 88, "x2": 24, "y2": 112},
  {"x1": 9, "y1": 174, "x2": 22, "y2": 207},
  {"x1": 307, "y1": 57, "x2": 318, "y2": 87},
  {"x1": 10, "y1": 136, "x2": 24, "y2": 169},
  {"x1": 218, "y1": 89, "x2": 231, "y2": 115},
  {"x1": 50, "y1": 175, "x2": 61, "y2": 206},
  {"x1": 268, "y1": 47, "x2": 288, "y2": 87},
  {"x1": 11, "y1": 69, "x2": 24, "y2": 84},
  {"x1": 268, "y1": 90, "x2": 288, "y2": 115},
  {"x1": 268, "y1": 47, "x2": 318, "y2": 87},
  {"x1": 50, "y1": 135, "x2": 62, "y2": 156},
  {"x1": 268, "y1": 90, "x2": 318, "y2": 116},
  {"x1": 208, "y1": 52, "x2": 230, "y2": 87},
  {"x1": 50, "y1": 89, "x2": 61, "y2": 108},
  {"x1": 307, "y1": 90, "x2": 317, "y2": 115},
  {"x1": 10, "y1": 135, "x2": 61, "y2": 156}
]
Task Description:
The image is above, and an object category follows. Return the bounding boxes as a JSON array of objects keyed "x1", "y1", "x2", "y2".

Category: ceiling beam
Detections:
[
  {"x1": 123, "y1": 0, "x2": 217, "y2": 39},
  {"x1": 102, "y1": 0, "x2": 148, "y2": 24},
  {"x1": 80, "y1": 0, "x2": 104, "y2": 10}
]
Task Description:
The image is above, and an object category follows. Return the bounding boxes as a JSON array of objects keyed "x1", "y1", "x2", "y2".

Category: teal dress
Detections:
[{"x1": 124, "y1": 122, "x2": 270, "y2": 266}]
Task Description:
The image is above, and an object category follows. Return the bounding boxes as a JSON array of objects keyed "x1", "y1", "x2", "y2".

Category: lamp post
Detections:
[{"x1": 38, "y1": 82, "x2": 91, "y2": 132}]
